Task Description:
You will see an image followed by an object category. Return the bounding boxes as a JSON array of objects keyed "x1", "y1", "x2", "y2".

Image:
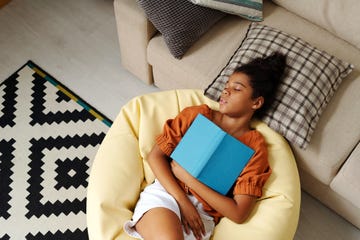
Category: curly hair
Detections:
[{"x1": 234, "y1": 52, "x2": 287, "y2": 119}]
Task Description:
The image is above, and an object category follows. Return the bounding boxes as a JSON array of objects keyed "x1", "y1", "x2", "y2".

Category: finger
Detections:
[
  {"x1": 190, "y1": 220, "x2": 204, "y2": 240},
  {"x1": 171, "y1": 161, "x2": 178, "y2": 168},
  {"x1": 182, "y1": 220, "x2": 190, "y2": 235},
  {"x1": 198, "y1": 220, "x2": 205, "y2": 239},
  {"x1": 200, "y1": 219, "x2": 205, "y2": 235},
  {"x1": 192, "y1": 215, "x2": 205, "y2": 236},
  {"x1": 195, "y1": 228, "x2": 203, "y2": 240}
]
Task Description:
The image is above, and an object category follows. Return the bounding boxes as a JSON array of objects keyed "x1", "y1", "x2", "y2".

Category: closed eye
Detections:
[{"x1": 232, "y1": 84, "x2": 243, "y2": 91}]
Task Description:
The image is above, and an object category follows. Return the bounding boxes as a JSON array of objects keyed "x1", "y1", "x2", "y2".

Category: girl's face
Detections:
[{"x1": 219, "y1": 72, "x2": 263, "y2": 118}]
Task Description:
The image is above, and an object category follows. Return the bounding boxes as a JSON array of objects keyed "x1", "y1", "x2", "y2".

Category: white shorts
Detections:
[{"x1": 123, "y1": 179, "x2": 215, "y2": 240}]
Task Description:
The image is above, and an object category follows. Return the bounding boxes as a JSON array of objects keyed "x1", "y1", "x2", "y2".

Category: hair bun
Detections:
[{"x1": 262, "y1": 52, "x2": 287, "y2": 80}]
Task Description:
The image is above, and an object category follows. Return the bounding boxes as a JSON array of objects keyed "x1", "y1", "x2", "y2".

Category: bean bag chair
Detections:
[{"x1": 87, "y1": 89, "x2": 300, "y2": 240}]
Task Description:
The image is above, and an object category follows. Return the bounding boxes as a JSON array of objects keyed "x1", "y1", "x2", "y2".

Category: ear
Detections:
[{"x1": 252, "y1": 96, "x2": 264, "y2": 110}]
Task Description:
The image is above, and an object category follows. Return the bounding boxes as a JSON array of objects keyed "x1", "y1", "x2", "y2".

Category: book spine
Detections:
[{"x1": 193, "y1": 130, "x2": 225, "y2": 177}]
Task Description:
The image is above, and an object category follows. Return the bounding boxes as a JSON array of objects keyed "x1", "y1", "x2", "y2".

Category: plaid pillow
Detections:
[
  {"x1": 204, "y1": 23, "x2": 354, "y2": 149},
  {"x1": 137, "y1": 0, "x2": 225, "y2": 59}
]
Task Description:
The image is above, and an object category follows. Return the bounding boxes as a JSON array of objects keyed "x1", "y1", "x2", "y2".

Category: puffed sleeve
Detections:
[
  {"x1": 232, "y1": 131, "x2": 271, "y2": 197},
  {"x1": 155, "y1": 104, "x2": 212, "y2": 156}
]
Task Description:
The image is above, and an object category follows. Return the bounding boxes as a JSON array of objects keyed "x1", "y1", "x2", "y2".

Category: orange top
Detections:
[{"x1": 156, "y1": 104, "x2": 271, "y2": 222}]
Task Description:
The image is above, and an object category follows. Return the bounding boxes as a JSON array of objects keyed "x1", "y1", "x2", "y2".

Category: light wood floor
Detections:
[{"x1": 1, "y1": 0, "x2": 359, "y2": 239}]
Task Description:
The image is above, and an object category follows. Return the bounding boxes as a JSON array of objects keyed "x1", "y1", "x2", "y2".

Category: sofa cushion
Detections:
[
  {"x1": 330, "y1": 143, "x2": 360, "y2": 209},
  {"x1": 271, "y1": 0, "x2": 360, "y2": 50},
  {"x1": 148, "y1": 16, "x2": 250, "y2": 90},
  {"x1": 188, "y1": 0, "x2": 263, "y2": 21},
  {"x1": 137, "y1": 0, "x2": 225, "y2": 59},
  {"x1": 204, "y1": 23, "x2": 354, "y2": 149}
]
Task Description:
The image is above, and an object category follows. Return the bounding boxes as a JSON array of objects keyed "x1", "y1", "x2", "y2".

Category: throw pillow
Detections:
[
  {"x1": 137, "y1": 0, "x2": 226, "y2": 59},
  {"x1": 188, "y1": 0, "x2": 263, "y2": 21},
  {"x1": 204, "y1": 23, "x2": 354, "y2": 149}
]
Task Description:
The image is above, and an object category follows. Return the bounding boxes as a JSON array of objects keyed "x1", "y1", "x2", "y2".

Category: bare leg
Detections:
[{"x1": 135, "y1": 207, "x2": 184, "y2": 240}]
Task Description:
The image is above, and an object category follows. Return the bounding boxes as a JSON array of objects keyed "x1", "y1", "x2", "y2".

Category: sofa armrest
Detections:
[{"x1": 114, "y1": 0, "x2": 157, "y2": 84}]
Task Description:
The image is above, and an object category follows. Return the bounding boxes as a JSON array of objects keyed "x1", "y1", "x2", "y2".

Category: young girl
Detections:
[{"x1": 124, "y1": 52, "x2": 287, "y2": 240}]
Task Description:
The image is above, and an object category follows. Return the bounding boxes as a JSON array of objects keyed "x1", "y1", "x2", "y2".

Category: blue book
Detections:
[{"x1": 170, "y1": 114, "x2": 255, "y2": 195}]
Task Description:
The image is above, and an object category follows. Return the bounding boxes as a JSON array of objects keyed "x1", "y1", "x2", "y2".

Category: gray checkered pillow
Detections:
[
  {"x1": 204, "y1": 23, "x2": 354, "y2": 149},
  {"x1": 137, "y1": 0, "x2": 225, "y2": 59}
]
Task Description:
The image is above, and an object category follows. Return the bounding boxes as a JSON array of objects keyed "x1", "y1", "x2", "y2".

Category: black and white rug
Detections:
[{"x1": 0, "y1": 61, "x2": 112, "y2": 239}]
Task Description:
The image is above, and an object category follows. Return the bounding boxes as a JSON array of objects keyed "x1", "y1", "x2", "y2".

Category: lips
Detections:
[{"x1": 219, "y1": 98, "x2": 227, "y2": 105}]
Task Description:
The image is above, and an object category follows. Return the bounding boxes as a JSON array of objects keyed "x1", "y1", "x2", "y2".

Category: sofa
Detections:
[{"x1": 114, "y1": 0, "x2": 360, "y2": 230}]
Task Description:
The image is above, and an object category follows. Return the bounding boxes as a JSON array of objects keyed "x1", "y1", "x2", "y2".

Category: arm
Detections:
[
  {"x1": 171, "y1": 161, "x2": 257, "y2": 224},
  {"x1": 146, "y1": 145, "x2": 206, "y2": 238},
  {"x1": 147, "y1": 145, "x2": 187, "y2": 202}
]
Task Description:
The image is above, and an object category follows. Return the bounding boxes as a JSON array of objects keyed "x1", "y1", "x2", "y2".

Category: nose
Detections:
[{"x1": 222, "y1": 88, "x2": 229, "y2": 95}]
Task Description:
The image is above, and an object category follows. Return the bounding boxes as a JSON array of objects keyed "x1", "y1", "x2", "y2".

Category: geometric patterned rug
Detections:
[{"x1": 0, "y1": 61, "x2": 112, "y2": 239}]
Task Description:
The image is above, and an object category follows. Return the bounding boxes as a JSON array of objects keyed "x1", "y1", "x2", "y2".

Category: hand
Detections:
[
  {"x1": 178, "y1": 196, "x2": 206, "y2": 240},
  {"x1": 171, "y1": 161, "x2": 205, "y2": 239},
  {"x1": 170, "y1": 161, "x2": 195, "y2": 184}
]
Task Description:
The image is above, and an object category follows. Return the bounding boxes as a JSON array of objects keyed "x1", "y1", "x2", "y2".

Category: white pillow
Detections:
[{"x1": 188, "y1": 0, "x2": 263, "y2": 21}]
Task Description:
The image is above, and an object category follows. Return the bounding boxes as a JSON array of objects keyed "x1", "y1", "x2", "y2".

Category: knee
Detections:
[{"x1": 135, "y1": 208, "x2": 184, "y2": 240}]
